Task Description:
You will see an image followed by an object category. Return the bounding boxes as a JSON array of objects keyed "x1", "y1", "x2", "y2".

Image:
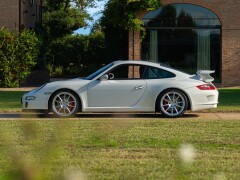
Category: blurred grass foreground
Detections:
[
  {"x1": 0, "y1": 117, "x2": 240, "y2": 179},
  {"x1": 0, "y1": 88, "x2": 240, "y2": 179}
]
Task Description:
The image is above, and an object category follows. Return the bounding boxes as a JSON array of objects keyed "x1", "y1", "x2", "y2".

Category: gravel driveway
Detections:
[{"x1": 0, "y1": 112, "x2": 240, "y2": 120}]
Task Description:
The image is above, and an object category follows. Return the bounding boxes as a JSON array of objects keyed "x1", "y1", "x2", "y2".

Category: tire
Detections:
[
  {"x1": 158, "y1": 89, "x2": 188, "y2": 118},
  {"x1": 50, "y1": 90, "x2": 79, "y2": 118}
]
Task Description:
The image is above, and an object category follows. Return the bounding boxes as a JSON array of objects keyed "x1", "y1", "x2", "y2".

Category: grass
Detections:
[
  {"x1": 0, "y1": 91, "x2": 25, "y2": 112},
  {"x1": 0, "y1": 88, "x2": 240, "y2": 112},
  {"x1": 0, "y1": 118, "x2": 239, "y2": 179},
  {"x1": 212, "y1": 88, "x2": 240, "y2": 112},
  {"x1": 0, "y1": 88, "x2": 240, "y2": 179}
]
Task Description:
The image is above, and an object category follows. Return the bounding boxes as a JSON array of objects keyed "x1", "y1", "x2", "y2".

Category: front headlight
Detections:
[{"x1": 25, "y1": 96, "x2": 36, "y2": 100}]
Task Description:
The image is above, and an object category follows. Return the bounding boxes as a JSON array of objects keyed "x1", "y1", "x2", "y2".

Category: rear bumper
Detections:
[
  {"x1": 191, "y1": 103, "x2": 218, "y2": 111},
  {"x1": 186, "y1": 87, "x2": 219, "y2": 111}
]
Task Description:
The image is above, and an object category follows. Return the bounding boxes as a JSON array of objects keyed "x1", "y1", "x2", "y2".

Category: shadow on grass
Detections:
[{"x1": 0, "y1": 113, "x2": 199, "y2": 119}]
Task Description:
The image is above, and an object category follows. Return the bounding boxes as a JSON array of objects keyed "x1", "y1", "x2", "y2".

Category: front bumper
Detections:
[{"x1": 22, "y1": 92, "x2": 50, "y2": 111}]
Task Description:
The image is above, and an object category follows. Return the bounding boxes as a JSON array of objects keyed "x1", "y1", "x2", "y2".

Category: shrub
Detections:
[
  {"x1": 46, "y1": 32, "x2": 106, "y2": 77},
  {"x1": 0, "y1": 28, "x2": 41, "y2": 87},
  {"x1": 55, "y1": 66, "x2": 63, "y2": 75}
]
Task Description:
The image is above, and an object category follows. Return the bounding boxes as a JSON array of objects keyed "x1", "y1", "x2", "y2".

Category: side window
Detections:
[
  {"x1": 107, "y1": 64, "x2": 146, "y2": 80},
  {"x1": 144, "y1": 66, "x2": 176, "y2": 79}
]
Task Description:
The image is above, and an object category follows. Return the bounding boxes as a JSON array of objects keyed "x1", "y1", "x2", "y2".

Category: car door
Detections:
[{"x1": 87, "y1": 64, "x2": 147, "y2": 108}]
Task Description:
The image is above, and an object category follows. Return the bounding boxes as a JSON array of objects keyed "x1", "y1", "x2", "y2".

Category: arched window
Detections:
[{"x1": 142, "y1": 4, "x2": 221, "y2": 82}]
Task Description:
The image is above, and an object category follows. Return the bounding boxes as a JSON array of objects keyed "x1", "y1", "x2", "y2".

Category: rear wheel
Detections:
[
  {"x1": 50, "y1": 90, "x2": 79, "y2": 118},
  {"x1": 159, "y1": 89, "x2": 188, "y2": 118}
]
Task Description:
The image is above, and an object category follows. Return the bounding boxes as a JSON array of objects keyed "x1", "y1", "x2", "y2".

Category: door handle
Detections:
[{"x1": 135, "y1": 86, "x2": 145, "y2": 90}]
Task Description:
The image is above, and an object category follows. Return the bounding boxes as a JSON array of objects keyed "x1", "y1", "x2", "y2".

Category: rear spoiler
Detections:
[{"x1": 196, "y1": 70, "x2": 215, "y2": 82}]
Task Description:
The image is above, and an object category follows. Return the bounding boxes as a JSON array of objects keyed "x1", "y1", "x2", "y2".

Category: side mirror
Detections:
[{"x1": 99, "y1": 74, "x2": 108, "y2": 81}]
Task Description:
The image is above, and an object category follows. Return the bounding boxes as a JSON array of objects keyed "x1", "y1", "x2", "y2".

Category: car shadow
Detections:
[{"x1": 0, "y1": 113, "x2": 199, "y2": 119}]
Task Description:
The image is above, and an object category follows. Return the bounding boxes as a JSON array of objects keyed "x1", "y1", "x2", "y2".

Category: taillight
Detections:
[{"x1": 197, "y1": 83, "x2": 216, "y2": 90}]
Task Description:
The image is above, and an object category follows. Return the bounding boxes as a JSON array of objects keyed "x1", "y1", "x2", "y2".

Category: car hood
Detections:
[{"x1": 40, "y1": 78, "x2": 90, "y2": 93}]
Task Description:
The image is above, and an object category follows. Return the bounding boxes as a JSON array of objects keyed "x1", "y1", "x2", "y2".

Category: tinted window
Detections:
[
  {"x1": 85, "y1": 63, "x2": 114, "y2": 80},
  {"x1": 143, "y1": 4, "x2": 221, "y2": 28},
  {"x1": 143, "y1": 66, "x2": 176, "y2": 79},
  {"x1": 108, "y1": 64, "x2": 146, "y2": 80}
]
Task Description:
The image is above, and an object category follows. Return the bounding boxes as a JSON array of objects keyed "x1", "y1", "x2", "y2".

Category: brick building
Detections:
[
  {"x1": 129, "y1": 0, "x2": 240, "y2": 87},
  {"x1": 0, "y1": 0, "x2": 42, "y2": 31}
]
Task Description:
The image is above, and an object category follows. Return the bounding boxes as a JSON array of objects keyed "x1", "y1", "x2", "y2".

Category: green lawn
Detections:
[
  {"x1": 0, "y1": 88, "x2": 240, "y2": 112},
  {"x1": 0, "y1": 91, "x2": 25, "y2": 112},
  {"x1": 214, "y1": 88, "x2": 240, "y2": 112},
  {"x1": 0, "y1": 118, "x2": 239, "y2": 179},
  {"x1": 0, "y1": 88, "x2": 240, "y2": 179}
]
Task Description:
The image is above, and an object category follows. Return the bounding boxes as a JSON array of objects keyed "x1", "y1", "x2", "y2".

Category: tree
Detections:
[
  {"x1": 100, "y1": 0, "x2": 161, "y2": 61},
  {"x1": 42, "y1": 0, "x2": 97, "y2": 39},
  {"x1": 35, "y1": 0, "x2": 103, "y2": 74},
  {"x1": 101, "y1": 0, "x2": 161, "y2": 31}
]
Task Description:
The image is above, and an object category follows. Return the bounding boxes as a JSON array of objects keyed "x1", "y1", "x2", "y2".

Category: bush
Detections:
[
  {"x1": 0, "y1": 28, "x2": 41, "y2": 87},
  {"x1": 46, "y1": 32, "x2": 106, "y2": 77}
]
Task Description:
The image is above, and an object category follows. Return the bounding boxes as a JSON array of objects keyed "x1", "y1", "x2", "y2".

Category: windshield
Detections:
[{"x1": 85, "y1": 63, "x2": 114, "y2": 80}]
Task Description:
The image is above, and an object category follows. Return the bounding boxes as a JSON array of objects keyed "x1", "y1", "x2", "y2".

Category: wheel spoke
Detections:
[
  {"x1": 176, "y1": 104, "x2": 182, "y2": 108},
  {"x1": 166, "y1": 94, "x2": 171, "y2": 100},
  {"x1": 174, "y1": 107, "x2": 179, "y2": 114},
  {"x1": 57, "y1": 95, "x2": 63, "y2": 102},
  {"x1": 57, "y1": 107, "x2": 63, "y2": 113},
  {"x1": 166, "y1": 106, "x2": 171, "y2": 111},
  {"x1": 175, "y1": 95, "x2": 180, "y2": 101},
  {"x1": 55, "y1": 104, "x2": 62, "y2": 108},
  {"x1": 68, "y1": 104, "x2": 75, "y2": 108},
  {"x1": 54, "y1": 100, "x2": 62, "y2": 103},
  {"x1": 66, "y1": 95, "x2": 71, "y2": 101},
  {"x1": 173, "y1": 92, "x2": 176, "y2": 100},
  {"x1": 66, "y1": 107, "x2": 71, "y2": 113},
  {"x1": 68, "y1": 101, "x2": 75, "y2": 104},
  {"x1": 177, "y1": 101, "x2": 183, "y2": 104},
  {"x1": 163, "y1": 98, "x2": 170, "y2": 103}
]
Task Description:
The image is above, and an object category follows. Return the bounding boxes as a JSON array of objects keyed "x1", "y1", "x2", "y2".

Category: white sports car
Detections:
[{"x1": 22, "y1": 60, "x2": 218, "y2": 118}]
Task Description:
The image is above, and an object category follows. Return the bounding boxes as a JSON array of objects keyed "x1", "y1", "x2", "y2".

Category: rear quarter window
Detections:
[{"x1": 144, "y1": 66, "x2": 176, "y2": 79}]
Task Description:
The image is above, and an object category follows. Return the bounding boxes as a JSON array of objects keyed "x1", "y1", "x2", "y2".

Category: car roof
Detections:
[
  {"x1": 113, "y1": 60, "x2": 190, "y2": 77},
  {"x1": 114, "y1": 60, "x2": 161, "y2": 67}
]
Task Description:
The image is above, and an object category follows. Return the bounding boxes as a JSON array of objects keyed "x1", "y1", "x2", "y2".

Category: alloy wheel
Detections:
[
  {"x1": 160, "y1": 90, "x2": 187, "y2": 117},
  {"x1": 51, "y1": 91, "x2": 78, "y2": 117}
]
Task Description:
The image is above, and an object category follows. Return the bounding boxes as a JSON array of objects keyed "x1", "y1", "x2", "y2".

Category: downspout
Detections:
[
  {"x1": 19, "y1": 0, "x2": 21, "y2": 31},
  {"x1": 40, "y1": 0, "x2": 43, "y2": 25},
  {"x1": 132, "y1": 30, "x2": 134, "y2": 60}
]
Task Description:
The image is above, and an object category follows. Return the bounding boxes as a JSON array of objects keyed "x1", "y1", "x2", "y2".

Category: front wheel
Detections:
[
  {"x1": 50, "y1": 90, "x2": 79, "y2": 118},
  {"x1": 159, "y1": 89, "x2": 188, "y2": 118}
]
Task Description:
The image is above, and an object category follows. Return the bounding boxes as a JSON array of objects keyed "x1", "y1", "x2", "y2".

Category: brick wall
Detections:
[
  {"x1": 0, "y1": 0, "x2": 41, "y2": 31},
  {"x1": 21, "y1": 0, "x2": 42, "y2": 29},
  {"x1": 128, "y1": 0, "x2": 240, "y2": 87},
  {"x1": 0, "y1": 0, "x2": 19, "y2": 30}
]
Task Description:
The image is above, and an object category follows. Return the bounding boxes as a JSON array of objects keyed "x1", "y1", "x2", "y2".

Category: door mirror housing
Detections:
[{"x1": 99, "y1": 74, "x2": 108, "y2": 81}]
